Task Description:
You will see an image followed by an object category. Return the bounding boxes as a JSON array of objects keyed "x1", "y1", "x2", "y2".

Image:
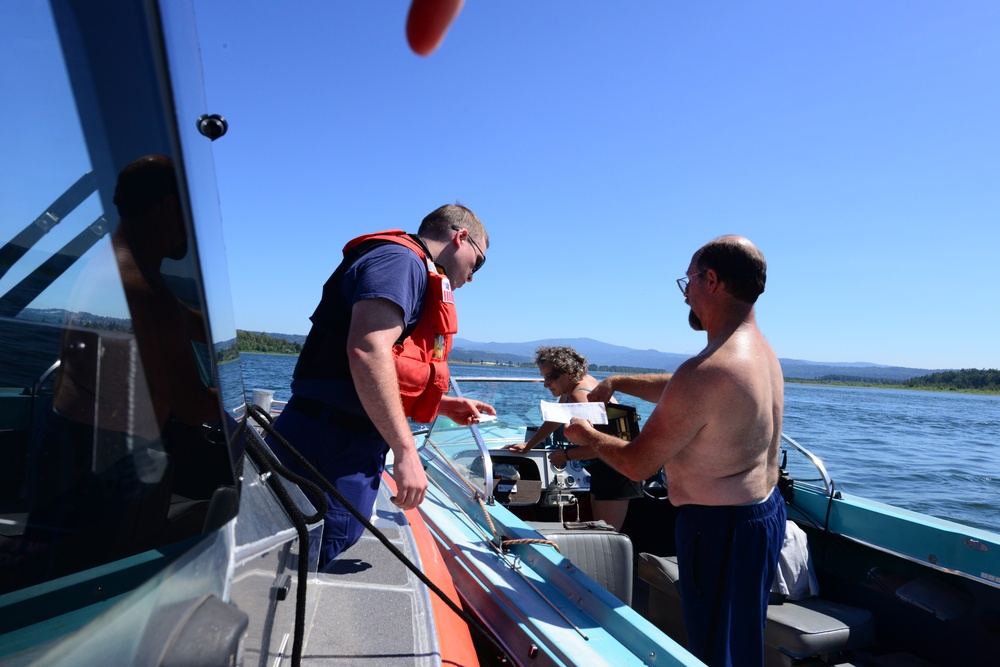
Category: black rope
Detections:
[{"x1": 244, "y1": 404, "x2": 512, "y2": 665}]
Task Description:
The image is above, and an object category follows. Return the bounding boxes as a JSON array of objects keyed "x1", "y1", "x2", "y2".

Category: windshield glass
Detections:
[
  {"x1": 420, "y1": 379, "x2": 498, "y2": 501},
  {"x1": 0, "y1": 0, "x2": 239, "y2": 596}
]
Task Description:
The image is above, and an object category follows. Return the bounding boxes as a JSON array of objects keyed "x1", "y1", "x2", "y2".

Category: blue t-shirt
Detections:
[
  {"x1": 340, "y1": 243, "x2": 426, "y2": 329},
  {"x1": 292, "y1": 242, "x2": 428, "y2": 410}
]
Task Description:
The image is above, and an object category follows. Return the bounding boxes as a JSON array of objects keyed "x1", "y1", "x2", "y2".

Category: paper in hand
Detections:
[{"x1": 539, "y1": 400, "x2": 608, "y2": 425}]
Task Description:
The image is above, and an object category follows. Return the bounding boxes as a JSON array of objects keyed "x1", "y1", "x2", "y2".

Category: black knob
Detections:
[{"x1": 197, "y1": 114, "x2": 228, "y2": 140}]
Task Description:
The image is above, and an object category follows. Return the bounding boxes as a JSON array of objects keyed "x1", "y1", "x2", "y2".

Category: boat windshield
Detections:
[
  {"x1": 418, "y1": 378, "x2": 509, "y2": 502},
  {"x1": 0, "y1": 1, "x2": 241, "y2": 597}
]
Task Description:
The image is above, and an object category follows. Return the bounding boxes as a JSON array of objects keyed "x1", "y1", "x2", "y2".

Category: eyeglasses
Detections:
[
  {"x1": 676, "y1": 271, "x2": 703, "y2": 296},
  {"x1": 542, "y1": 369, "x2": 564, "y2": 382},
  {"x1": 451, "y1": 225, "x2": 486, "y2": 273}
]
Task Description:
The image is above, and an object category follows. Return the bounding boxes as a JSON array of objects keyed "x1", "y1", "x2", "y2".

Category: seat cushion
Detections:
[
  {"x1": 765, "y1": 597, "x2": 875, "y2": 658},
  {"x1": 637, "y1": 553, "x2": 681, "y2": 599},
  {"x1": 531, "y1": 521, "x2": 634, "y2": 604},
  {"x1": 639, "y1": 552, "x2": 875, "y2": 660}
]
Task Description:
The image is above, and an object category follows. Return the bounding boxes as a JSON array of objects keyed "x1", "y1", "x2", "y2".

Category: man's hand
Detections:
[
  {"x1": 563, "y1": 417, "x2": 596, "y2": 446},
  {"x1": 547, "y1": 447, "x2": 569, "y2": 467},
  {"x1": 505, "y1": 442, "x2": 532, "y2": 453},
  {"x1": 438, "y1": 395, "x2": 496, "y2": 425},
  {"x1": 588, "y1": 377, "x2": 615, "y2": 403},
  {"x1": 390, "y1": 447, "x2": 428, "y2": 509}
]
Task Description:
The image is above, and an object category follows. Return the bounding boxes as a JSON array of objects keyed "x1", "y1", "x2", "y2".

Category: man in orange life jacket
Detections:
[{"x1": 269, "y1": 204, "x2": 495, "y2": 568}]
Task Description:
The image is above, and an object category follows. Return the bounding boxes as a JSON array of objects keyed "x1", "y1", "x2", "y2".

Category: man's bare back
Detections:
[{"x1": 659, "y1": 324, "x2": 783, "y2": 506}]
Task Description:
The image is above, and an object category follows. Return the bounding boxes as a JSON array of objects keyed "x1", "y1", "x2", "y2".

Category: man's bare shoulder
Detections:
[
  {"x1": 669, "y1": 351, "x2": 739, "y2": 388},
  {"x1": 654, "y1": 359, "x2": 724, "y2": 418},
  {"x1": 665, "y1": 345, "x2": 775, "y2": 416}
]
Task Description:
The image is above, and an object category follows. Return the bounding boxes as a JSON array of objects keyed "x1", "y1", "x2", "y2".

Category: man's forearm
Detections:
[
  {"x1": 608, "y1": 373, "x2": 673, "y2": 403},
  {"x1": 584, "y1": 429, "x2": 643, "y2": 479},
  {"x1": 570, "y1": 424, "x2": 653, "y2": 481}
]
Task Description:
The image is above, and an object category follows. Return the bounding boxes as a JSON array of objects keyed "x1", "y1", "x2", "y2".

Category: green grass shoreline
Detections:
[{"x1": 785, "y1": 377, "x2": 999, "y2": 396}]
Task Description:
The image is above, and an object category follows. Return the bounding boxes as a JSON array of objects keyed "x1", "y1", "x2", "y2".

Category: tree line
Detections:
[
  {"x1": 236, "y1": 330, "x2": 303, "y2": 355},
  {"x1": 903, "y1": 368, "x2": 1000, "y2": 392},
  {"x1": 791, "y1": 368, "x2": 1000, "y2": 393}
]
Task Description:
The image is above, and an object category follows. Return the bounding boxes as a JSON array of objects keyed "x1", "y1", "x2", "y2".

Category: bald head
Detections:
[
  {"x1": 113, "y1": 155, "x2": 187, "y2": 260},
  {"x1": 695, "y1": 235, "x2": 767, "y2": 304},
  {"x1": 114, "y1": 155, "x2": 177, "y2": 218}
]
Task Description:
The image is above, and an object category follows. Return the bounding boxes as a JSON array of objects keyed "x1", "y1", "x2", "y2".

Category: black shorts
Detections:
[{"x1": 586, "y1": 459, "x2": 643, "y2": 501}]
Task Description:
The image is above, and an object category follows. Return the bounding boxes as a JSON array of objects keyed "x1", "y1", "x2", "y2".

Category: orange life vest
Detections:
[{"x1": 342, "y1": 231, "x2": 458, "y2": 423}]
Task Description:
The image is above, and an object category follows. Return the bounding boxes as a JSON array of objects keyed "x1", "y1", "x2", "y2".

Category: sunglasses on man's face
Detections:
[{"x1": 451, "y1": 225, "x2": 486, "y2": 273}]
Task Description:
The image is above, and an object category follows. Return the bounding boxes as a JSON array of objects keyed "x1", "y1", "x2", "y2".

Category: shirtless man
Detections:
[{"x1": 564, "y1": 235, "x2": 786, "y2": 667}]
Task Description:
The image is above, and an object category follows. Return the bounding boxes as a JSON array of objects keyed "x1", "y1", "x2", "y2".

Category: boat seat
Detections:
[
  {"x1": 638, "y1": 552, "x2": 876, "y2": 667},
  {"x1": 764, "y1": 596, "x2": 876, "y2": 664},
  {"x1": 636, "y1": 552, "x2": 688, "y2": 644},
  {"x1": 529, "y1": 520, "x2": 634, "y2": 605}
]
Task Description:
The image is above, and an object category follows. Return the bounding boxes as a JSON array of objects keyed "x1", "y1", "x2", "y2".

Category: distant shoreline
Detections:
[
  {"x1": 785, "y1": 378, "x2": 1000, "y2": 396},
  {"x1": 233, "y1": 354, "x2": 1000, "y2": 396},
  {"x1": 449, "y1": 361, "x2": 1000, "y2": 396}
]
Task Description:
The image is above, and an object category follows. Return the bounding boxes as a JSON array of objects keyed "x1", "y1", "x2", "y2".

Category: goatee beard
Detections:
[{"x1": 688, "y1": 309, "x2": 704, "y2": 331}]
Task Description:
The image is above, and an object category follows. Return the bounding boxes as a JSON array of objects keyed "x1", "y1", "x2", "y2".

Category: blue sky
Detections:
[{"x1": 193, "y1": 1, "x2": 999, "y2": 370}]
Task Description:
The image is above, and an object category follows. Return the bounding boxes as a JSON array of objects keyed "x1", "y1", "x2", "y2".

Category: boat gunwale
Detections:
[{"x1": 419, "y1": 454, "x2": 704, "y2": 667}]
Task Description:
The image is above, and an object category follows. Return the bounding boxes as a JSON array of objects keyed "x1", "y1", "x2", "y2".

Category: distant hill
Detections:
[
  {"x1": 20, "y1": 307, "x2": 131, "y2": 331},
  {"x1": 777, "y1": 359, "x2": 933, "y2": 382},
  {"x1": 452, "y1": 337, "x2": 691, "y2": 371},
  {"x1": 252, "y1": 332, "x2": 945, "y2": 381},
  {"x1": 452, "y1": 337, "x2": 942, "y2": 381}
]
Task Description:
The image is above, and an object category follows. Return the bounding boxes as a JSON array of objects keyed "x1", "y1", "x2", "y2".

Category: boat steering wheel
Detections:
[{"x1": 642, "y1": 468, "x2": 669, "y2": 500}]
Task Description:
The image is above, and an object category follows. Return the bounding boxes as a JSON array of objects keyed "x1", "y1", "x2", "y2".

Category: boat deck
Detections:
[
  {"x1": 232, "y1": 461, "x2": 455, "y2": 666},
  {"x1": 305, "y1": 526, "x2": 441, "y2": 665}
]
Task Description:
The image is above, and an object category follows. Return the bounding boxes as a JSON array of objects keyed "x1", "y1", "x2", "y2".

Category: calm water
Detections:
[{"x1": 240, "y1": 354, "x2": 1000, "y2": 533}]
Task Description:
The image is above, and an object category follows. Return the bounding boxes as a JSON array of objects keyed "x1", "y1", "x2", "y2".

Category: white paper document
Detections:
[{"x1": 539, "y1": 400, "x2": 608, "y2": 425}]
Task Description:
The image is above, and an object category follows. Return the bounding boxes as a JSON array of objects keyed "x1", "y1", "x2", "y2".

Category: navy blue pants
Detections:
[
  {"x1": 675, "y1": 487, "x2": 786, "y2": 667},
  {"x1": 266, "y1": 404, "x2": 388, "y2": 570}
]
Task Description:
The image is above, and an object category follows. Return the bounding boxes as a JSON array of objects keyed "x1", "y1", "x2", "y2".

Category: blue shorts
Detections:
[
  {"x1": 266, "y1": 401, "x2": 389, "y2": 570},
  {"x1": 674, "y1": 487, "x2": 786, "y2": 667}
]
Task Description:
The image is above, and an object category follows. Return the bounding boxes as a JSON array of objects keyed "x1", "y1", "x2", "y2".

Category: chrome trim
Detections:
[
  {"x1": 781, "y1": 432, "x2": 834, "y2": 496},
  {"x1": 453, "y1": 376, "x2": 543, "y2": 383},
  {"x1": 32, "y1": 359, "x2": 61, "y2": 395},
  {"x1": 233, "y1": 526, "x2": 300, "y2": 566}
]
